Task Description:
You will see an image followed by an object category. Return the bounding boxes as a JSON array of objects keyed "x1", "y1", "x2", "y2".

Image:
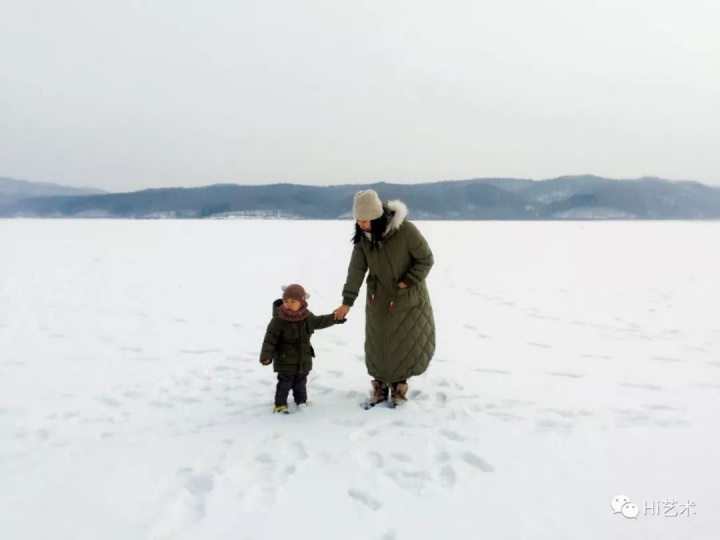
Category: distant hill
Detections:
[
  {"x1": 0, "y1": 177, "x2": 105, "y2": 205},
  {"x1": 1, "y1": 175, "x2": 719, "y2": 220}
]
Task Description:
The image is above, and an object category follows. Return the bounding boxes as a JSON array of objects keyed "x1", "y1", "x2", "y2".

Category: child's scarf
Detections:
[{"x1": 277, "y1": 305, "x2": 309, "y2": 322}]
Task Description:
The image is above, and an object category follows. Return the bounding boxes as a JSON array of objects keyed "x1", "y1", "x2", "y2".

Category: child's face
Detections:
[
  {"x1": 357, "y1": 220, "x2": 371, "y2": 232},
  {"x1": 283, "y1": 298, "x2": 303, "y2": 312}
]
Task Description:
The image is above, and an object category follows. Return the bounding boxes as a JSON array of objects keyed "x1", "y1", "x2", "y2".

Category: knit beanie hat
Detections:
[
  {"x1": 282, "y1": 284, "x2": 309, "y2": 306},
  {"x1": 353, "y1": 190, "x2": 384, "y2": 221}
]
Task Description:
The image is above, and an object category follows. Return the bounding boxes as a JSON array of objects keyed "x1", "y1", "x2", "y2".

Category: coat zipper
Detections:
[{"x1": 296, "y1": 321, "x2": 305, "y2": 374}]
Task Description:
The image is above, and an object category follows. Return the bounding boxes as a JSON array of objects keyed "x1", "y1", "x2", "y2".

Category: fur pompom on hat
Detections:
[
  {"x1": 282, "y1": 284, "x2": 309, "y2": 304},
  {"x1": 353, "y1": 189, "x2": 384, "y2": 221}
]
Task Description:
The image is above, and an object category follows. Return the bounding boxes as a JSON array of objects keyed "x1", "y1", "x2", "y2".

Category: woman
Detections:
[{"x1": 334, "y1": 189, "x2": 435, "y2": 407}]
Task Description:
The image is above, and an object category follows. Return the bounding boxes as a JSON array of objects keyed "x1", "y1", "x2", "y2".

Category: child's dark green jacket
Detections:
[{"x1": 260, "y1": 299, "x2": 345, "y2": 375}]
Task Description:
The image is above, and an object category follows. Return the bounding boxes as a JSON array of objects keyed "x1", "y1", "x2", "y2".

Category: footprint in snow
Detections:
[
  {"x1": 439, "y1": 465, "x2": 457, "y2": 488},
  {"x1": 475, "y1": 368, "x2": 512, "y2": 375},
  {"x1": 620, "y1": 382, "x2": 664, "y2": 392},
  {"x1": 348, "y1": 489, "x2": 382, "y2": 510},
  {"x1": 526, "y1": 341, "x2": 553, "y2": 349},
  {"x1": 149, "y1": 453, "x2": 226, "y2": 540},
  {"x1": 545, "y1": 371, "x2": 584, "y2": 379},
  {"x1": 348, "y1": 428, "x2": 380, "y2": 442},
  {"x1": 292, "y1": 441, "x2": 308, "y2": 460},
  {"x1": 439, "y1": 429, "x2": 466, "y2": 442},
  {"x1": 367, "y1": 452, "x2": 384, "y2": 469},
  {"x1": 649, "y1": 355, "x2": 683, "y2": 363},
  {"x1": 383, "y1": 468, "x2": 432, "y2": 492},
  {"x1": 461, "y1": 452, "x2": 495, "y2": 473}
]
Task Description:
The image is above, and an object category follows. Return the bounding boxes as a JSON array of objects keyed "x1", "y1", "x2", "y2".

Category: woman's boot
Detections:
[
  {"x1": 391, "y1": 381, "x2": 409, "y2": 405},
  {"x1": 369, "y1": 379, "x2": 389, "y2": 406}
]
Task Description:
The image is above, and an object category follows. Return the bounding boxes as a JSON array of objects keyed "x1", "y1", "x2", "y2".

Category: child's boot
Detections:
[
  {"x1": 273, "y1": 405, "x2": 290, "y2": 414},
  {"x1": 391, "y1": 382, "x2": 409, "y2": 405}
]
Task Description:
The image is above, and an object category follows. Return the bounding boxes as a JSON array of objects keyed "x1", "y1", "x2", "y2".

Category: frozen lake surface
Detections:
[{"x1": 1, "y1": 219, "x2": 718, "y2": 540}]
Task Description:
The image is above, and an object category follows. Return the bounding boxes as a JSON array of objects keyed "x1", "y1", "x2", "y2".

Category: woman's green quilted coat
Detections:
[{"x1": 341, "y1": 201, "x2": 435, "y2": 383}]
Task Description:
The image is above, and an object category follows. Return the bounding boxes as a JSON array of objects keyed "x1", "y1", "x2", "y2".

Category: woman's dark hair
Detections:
[{"x1": 352, "y1": 208, "x2": 390, "y2": 250}]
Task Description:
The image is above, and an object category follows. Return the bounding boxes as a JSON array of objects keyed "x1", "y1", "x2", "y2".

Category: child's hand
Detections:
[
  {"x1": 334, "y1": 305, "x2": 350, "y2": 320},
  {"x1": 261, "y1": 359, "x2": 271, "y2": 365}
]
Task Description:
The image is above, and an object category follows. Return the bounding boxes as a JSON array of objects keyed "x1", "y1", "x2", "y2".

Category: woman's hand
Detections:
[
  {"x1": 334, "y1": 305, "x2": 351, "y2": 320},
  {"x1": 397, "y1": 282, "x2": 408, "y2": 289},
  {"x1": 261, "y1": 359, "x2": 271, "y2": 365}
]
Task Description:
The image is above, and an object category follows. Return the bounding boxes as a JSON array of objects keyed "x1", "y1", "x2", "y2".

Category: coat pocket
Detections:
[{"x1": 393, "y1": 286, "x2": 419, "y2": 311}]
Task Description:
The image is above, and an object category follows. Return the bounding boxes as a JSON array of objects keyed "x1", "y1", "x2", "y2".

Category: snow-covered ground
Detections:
[{"x1": 1, "y1": 219, "x2": 718, "y2": 540}]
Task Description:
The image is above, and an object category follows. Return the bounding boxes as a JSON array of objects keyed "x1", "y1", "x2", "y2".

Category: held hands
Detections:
[
  {"x1": 334, "y1": 305, "x2": 350, "y2": 320},
  {"x1": 397, "y1": 282, "x2": 408, "y2": 289},
  {"x1": 261, "y1": 359, "x2": 271, "y2": 365}
]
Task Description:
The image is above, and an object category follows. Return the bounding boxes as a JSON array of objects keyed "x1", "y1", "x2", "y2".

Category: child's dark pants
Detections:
[{"x1": 275, "y1": 373, "x2": 307, "y2": 406}]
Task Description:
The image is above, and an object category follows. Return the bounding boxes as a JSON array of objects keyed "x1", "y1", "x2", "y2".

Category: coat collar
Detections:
[
  {"x1": 385, "y1": 200, "x2": 408, "y2": 232},
  {"x1": 362, "y1": 199, "x2": 409, "y2": 241}
]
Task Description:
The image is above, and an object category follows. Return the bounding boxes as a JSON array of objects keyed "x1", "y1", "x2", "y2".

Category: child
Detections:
[{"x1": 260, "y1": 284, "x2": 346, "y2": 414}]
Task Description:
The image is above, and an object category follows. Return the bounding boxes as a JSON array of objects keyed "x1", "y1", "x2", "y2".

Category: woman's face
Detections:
[
  {"x1": 357, "y1": 220, "x2": 371, "y2": 232},
  {"x1": 283, "y1": 298, "x2": 303, "y2": 312}
]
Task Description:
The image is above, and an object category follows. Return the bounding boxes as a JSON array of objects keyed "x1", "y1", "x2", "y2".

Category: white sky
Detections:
[{"x1": 1, "y1": 0, "x2": 718, "y2": 191}]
